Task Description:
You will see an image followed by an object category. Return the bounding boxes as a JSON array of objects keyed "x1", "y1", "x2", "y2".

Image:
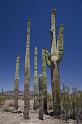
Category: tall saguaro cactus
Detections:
[
  {"x1": 42, "y1": 49, "x2": 47, "y2": 114},
  {"x1": 14, "y1": 56, "x2": 20, "y2": 110},
  {"x1": 45, "y1": 9, "x2": 64, "y2": 116},
  {"x1": 33, "y1": 47, "x2": 38, "y2": 110},
  {"x1": 23, "y1": 19, "x2": 30, "y2": 119}
]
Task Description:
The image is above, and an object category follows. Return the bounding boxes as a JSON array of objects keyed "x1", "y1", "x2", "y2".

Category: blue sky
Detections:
[{"x1": 0, "y1": 0, "x2": 82, "y2": 92}]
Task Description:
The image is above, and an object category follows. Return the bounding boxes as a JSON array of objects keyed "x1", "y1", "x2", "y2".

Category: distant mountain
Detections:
[{"x1": 0, "y1": 90, "x2": 33, "y2": 96}]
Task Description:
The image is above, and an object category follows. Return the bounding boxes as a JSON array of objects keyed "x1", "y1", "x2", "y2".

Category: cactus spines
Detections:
[
  {"x1": 33, "y1": 47, "x2": 38, "y2": 110},
  {"x1": 23, "y1": 19, "x2": 31, "y2": 119},
  {"x1": 14, "y1": 56, "x2": 20, "y2": 110},
  {"x1": 45, "y1": 9, "x2": 64, "y2": 116},
  {"x1": 42, "y1": 48, "x2": 47, "y2": 114},
  {"x1": 39, "y1": 75, "x2": 44, "y2": 120}
]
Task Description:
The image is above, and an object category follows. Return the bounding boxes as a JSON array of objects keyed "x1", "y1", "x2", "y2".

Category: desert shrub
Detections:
[{"x1": 0, "y1": 94, "x2": 5, "y2": 106}]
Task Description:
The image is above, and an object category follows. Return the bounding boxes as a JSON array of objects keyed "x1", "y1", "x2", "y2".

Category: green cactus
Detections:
[
  {"x1": 39, "y1": 75, "x2": 44, "y2": 120},
  {"x1": 42, "y1": 48, "x2": 47, "y2": 114},
  {"x1": 45, "y1": 9, "x2": 64, "y2": 116},
  {"x1": 61, "y1": 85, "x2": 70, "y2": 121},
  {"x1": 14, "y1": 56, "x2": 20, "y2": 110},
  {"x1": 23, "y1": 19, "x2": 30, "y2": 119},
  {"x1": 72, "y1": 88, "x2": 80, "y2": 120},
  {"x1": 33, "y1": 47, "x2": 38, "y2": 110},
  {"x1": 0, "y1": 89, "x2": 5, "y2": 105}
]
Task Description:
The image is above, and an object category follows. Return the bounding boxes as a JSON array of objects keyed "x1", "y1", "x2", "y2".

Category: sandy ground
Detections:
[
  {"x1": 0, "y1": 111, "x2": 66, "y2": 124},
  {"x1": 0, "y1": 100, "x2": 78, "y2": 124},
  {"x1": 0, "y1": 110, "x2": 78, "y2": 124}
]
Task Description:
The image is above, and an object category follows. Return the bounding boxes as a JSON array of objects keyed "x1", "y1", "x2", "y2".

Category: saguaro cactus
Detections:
[
  {"x1": 33, "y1": 47, "x2": 38, "y2": 110},
  {"x1": 45, "y1": 9, "x2": 64, "y2": 116},
  {"x1": 39, "y1": 75, "x2": 44, "y2": 120},
  {"x1": 14, "y1": 56, "x2": 20, "y2": 110},
  {"x1": 23, "y1": 19, "x2": 30, "y2": 119},
  {"x1": 42, "y1": 48, "x2": 47, "y2": 114}
]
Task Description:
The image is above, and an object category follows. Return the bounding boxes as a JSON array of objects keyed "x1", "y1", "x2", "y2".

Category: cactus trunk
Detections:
[
  {"x1": 14, "y1": 56, "x2": 20, "y2": 110},
  {"x1": 42, "y1": 49, "x2": 47, "y2": 114},
  {"x1": 51, "y1": 62, "x2": 61, "y2": 115},
  {"x1": 33, "y1": 47, "x2": 38, "y2": 110},
  {"x1": 23, "y1": 19, "x2": 30, "y2": 119},
  {"x1": 39, "y1": 75, "x2": 44, "y2": 120}
]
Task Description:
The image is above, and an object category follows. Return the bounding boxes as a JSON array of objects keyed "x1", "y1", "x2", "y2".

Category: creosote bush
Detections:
[{"x1": 0, "y1": 94, "x2": 5, "y2": 106}]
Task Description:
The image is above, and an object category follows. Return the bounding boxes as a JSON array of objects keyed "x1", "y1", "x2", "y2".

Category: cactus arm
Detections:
[
  {"x1": 45, "y1": 54, "x2": 51, "y2": 67},
  {"x1": 51, "y1": 9, "x2": 57, "y2": 55},
  {"x1": 57, "y1": 24, "x2": 64, "y2": 62},
  {"x1": 45, "y1": 49, "x2": 51, "y2": 67}
]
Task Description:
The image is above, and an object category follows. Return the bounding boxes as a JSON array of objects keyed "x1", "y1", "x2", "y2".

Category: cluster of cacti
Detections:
[
  {"x1": 42, "y1": 49, "x2": 47, "y2": 114},
  {"x1": 23, "y1": 19, "x2": 30, "y2": 119},
  {"x1": 33, "y1": 47, "x2": 38, "y2": 110},
  {"x1": 72, "y1": 90, "x2": 82, "y2": 123},
  {"x1": 2, "y1": 7, "x2": 82, "y2": 123},
  {"x1": 14, "y1": 56, "x2": 20, "y2": 110},
  {"x1": 39, "y1": 75, "x2": 44, "y2": 120},
  {"x1": 60, "y1": 86, "x2": 82, "y2": 123},
  {"x1": 71, "y1": 88, "x2": 81, "y2": 122},
  {"x1": 61, "y1": 85, "x2": 70, "y2": 121},
  {"x1": 8, "y1": 8, "x2": 65, "y2": 120},
  {"x1": 45, "y1": 9, "x2": 64, "y2": 116}
]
